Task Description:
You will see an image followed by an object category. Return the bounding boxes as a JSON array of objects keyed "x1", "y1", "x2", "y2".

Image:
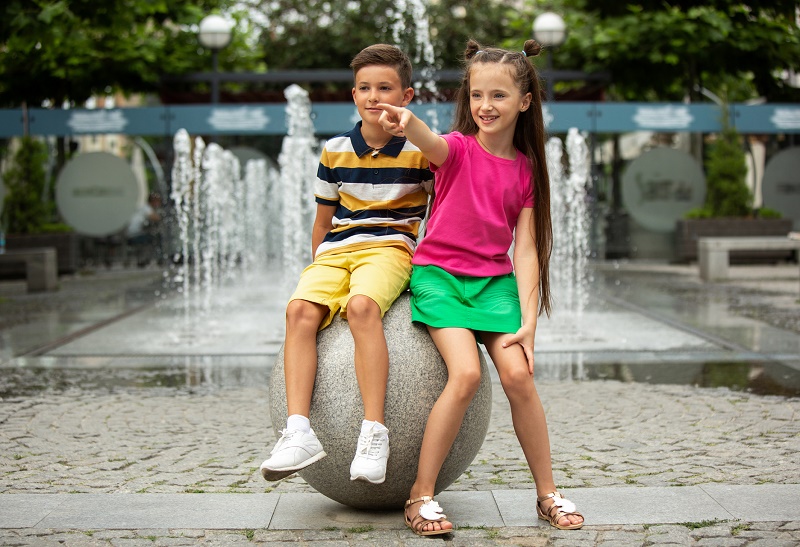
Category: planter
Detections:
[
  {"x1": 1, "y1": 232, "x2": 79, "y2": 276},
  {"x1": 675, "y1": 218, "x2": 794, "y2": 263}
]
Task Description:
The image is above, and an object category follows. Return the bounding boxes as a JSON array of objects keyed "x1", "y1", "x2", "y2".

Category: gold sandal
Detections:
[
  {"x1": 404, "y1": 495, "x2": 452, "y2": 536},
  {"x1": 537, "y1": 491, "x2": 584, "y2": 530}
]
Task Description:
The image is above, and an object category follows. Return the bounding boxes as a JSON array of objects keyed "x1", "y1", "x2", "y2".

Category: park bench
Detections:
[
  {"x1": 698, "y1": 235, "x2": 800, "y2": 281},
  {"x1": 0, "y1": 247, "x2": 58, "y2": 291}
]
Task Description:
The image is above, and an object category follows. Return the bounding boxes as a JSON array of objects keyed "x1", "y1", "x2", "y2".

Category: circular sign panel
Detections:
[
  {"x1": 621, "y1": 147, "x2": 705, "y2": 232},
  {"x1": 56, "y1": 152, "x2": 140, "y2": 237},
  {"x1": 762, "y1": 147, "x2": 800, "y2": 230}
]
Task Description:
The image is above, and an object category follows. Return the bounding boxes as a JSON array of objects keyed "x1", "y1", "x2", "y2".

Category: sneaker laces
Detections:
[
  {"x1": 355, "y1": 431, "x2": 386, "y2": 459},
  {"x1": 271, "y1": 428, "x2": 299, "y2": 454}
]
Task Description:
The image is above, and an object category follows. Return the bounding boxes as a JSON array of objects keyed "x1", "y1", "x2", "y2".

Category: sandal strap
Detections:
[
  {"x1": 405, "y1": 495, "x2": 433, "y2": 508},
  {"x1": 408, "y1": 505, "x2": 449, "y2": 532},
  {"x1": 537, "y1": 491, "x2": 558, "y2": 502},
  {"x1": 538, "y1": 491, "x2": 579, "y2": 518}
]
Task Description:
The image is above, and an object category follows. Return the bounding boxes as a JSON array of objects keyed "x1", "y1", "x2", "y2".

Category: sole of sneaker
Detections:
[
  {"x1": 260, "y1": 450, "x2": 327, "y2": 481},
  {"x1": 350, "y1": 473, "x2": 386, "y2": 484}
]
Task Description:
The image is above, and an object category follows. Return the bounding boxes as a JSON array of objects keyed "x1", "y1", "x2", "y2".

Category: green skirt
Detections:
[{"x1": 409, "y1": 264, "x2": 522, "y2": 334}]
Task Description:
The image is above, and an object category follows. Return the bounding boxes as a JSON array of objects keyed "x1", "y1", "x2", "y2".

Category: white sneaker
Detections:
[
  {"x1": 349, "y1": 425, "x2": 389, "y2": 484},
  {"x1": 260, "y1": 428, "x2": 326, "y2": 481}
]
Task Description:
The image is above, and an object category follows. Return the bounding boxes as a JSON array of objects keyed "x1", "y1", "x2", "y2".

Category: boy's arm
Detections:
[
  {"x1": 504, "y1": 207, "x2": 539, "y2": 374},
  {"x1": 311, "y1": 203, "x2": 336, "y2": 258},
  {"x1": 376, "y1": 103, "x2": 449, "y2": 167}
]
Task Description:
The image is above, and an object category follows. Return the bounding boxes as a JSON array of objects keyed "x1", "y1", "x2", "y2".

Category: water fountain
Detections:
[
  {"x1": 548, "y1": 127, "x2": 592, "y2": 315},
  {"x1": 277, "y1": 84, "x2": 319, "y2": 292},
  {"x1": 390, "y1": 0, "x2": 441, "y2": 132}
]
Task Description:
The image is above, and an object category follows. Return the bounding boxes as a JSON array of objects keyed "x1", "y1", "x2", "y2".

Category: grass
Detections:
[
  {"x1": 731, "y1": 523, "x2": 751, "y2": 536},
  {"x1": 347, "y1": 525, "x2": 374, "y2": 534},
  {"x1": 678, "y1": 519, "x2": 724, "y2": 529}
]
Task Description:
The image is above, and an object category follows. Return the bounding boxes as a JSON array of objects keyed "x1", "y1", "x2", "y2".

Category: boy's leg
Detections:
[
  {"x1": 345, "y1": 247, "x2": 411, "y2": 484},
  {"x1": 346, "y1": 294, "x2": 388, "y2": 424},
  {"x1": 261, "y1": 259, "x2": 349, "y2": 481},
  {"x1": 347, "y1": 294, "x2": 391, "y2": 484},
  {"x1": 260, "y1": 300, "x2": 329, "y2": 481},
  {"x1": 284, "y1": 299, "x2": 329, "y2": 418}
]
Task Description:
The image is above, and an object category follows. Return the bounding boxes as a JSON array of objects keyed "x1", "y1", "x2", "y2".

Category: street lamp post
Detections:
[
  {"x1": 198, "y1": 15, "x2": 233, "y2": 105},
  {"x1": 532, "y1": 12, "x2": 567, "y2": 102}
]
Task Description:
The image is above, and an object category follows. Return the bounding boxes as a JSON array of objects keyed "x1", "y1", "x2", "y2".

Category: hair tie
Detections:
[
  {"x1": 521, "y1": 50, "x2": 527, "y2": 57},
  {"x1": 476, "y1": 50, "x2": 484, "y2": 54}
]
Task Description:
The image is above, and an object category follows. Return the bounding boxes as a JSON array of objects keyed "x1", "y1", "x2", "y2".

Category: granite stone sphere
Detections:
[{"x1": 269, "y1": 292, "x2": 492, "y2": 510}]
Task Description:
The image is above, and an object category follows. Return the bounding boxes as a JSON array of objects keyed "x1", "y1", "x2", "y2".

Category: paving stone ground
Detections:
[{"x1": 1, "y1": 261, "x2": 799, "y2": 545}]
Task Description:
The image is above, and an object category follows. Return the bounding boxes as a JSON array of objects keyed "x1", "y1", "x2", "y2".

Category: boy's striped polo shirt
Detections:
[{"x1": 314, "y1": 122, "x2": 433, "y2": 258}]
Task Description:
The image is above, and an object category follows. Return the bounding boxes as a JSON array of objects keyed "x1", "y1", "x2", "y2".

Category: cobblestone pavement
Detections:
[{"x1": 1, "y1": 262, "x2": 799, "y2": 545}]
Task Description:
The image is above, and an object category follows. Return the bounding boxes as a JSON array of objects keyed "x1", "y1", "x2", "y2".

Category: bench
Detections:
[
  {"x1": 0, "y1": 248, "x2": 58, "y2": 291},
  {"x1": 698, "y1": 236, "x2": 800, "y2": 281}
]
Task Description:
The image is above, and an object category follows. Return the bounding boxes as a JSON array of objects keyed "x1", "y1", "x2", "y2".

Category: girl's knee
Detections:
[
  {"x1": 449, "y1": 368, "x2": 482, "y2": 400},
  {"x1": 499, "y1": 367, "x2": 534, "y2": 396}
]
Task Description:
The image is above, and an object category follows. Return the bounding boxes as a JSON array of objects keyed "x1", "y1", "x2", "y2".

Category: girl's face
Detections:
[{"x1": 468, "y1": 64, "x2": 532, "y2": 140}]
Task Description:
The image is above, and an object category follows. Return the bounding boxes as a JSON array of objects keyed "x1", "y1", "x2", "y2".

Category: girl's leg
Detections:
[
  {"x1": 482, "y1": 332, "x2": 583, "y2": 528},
  {"x1": 405, "y1": 326, "x2": 483, "y2": 533}
]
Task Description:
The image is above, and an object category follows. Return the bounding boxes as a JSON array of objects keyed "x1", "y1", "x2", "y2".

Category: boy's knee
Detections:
[
  {"x1": 346, "y1": 295, "x2": 381, "y2": 324},
  {"x1": 286, "y1": 300, "x2": 325, "y2": 331}
]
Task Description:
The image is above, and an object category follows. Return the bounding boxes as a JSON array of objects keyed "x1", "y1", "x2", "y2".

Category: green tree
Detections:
[
  {"x1": 702, "y1": 111, "x2": 751, "y2": 217},
  {"x1": 550, "y1": 1, "x2": 800, "y2": 102},
  {"x1": 252, "y1": 0, "x2": 513, "y2": 75},
  {"x1": 0, "y1": 0, "x2": 261, "y2": 108},
  {"x1": 1, "y1": 138, "x2": 51, "y2": 234}
]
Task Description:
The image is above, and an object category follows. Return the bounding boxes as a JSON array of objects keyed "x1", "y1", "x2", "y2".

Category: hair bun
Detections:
[
  {"x1": 464, "y1": 38, "x2": 483, "y2": 60},
  {"x1": 523, "y1": 39, "x2": 542, "y2": 58}
]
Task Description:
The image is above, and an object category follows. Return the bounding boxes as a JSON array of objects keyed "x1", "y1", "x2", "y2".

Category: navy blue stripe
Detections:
[
  {"x1": 323, "y1": 225, "x2": 418, "y2": 244},
  {"x1": 316, "y1": 197, "x2": 338, "y2": 206},
  {"x1": 317, "y1": 165, "x2": 431, "y2": 185},
  {"x1": 335, "y1": 204, "x2": 427, "y2": 221}
]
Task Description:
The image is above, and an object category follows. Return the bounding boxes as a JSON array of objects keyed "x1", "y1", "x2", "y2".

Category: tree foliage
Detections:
[
  {"x1": 0, "y1": 0, "x2": 261, "y2": 107},
  {"x1": 1, "y1": 138, "x2": 51, "y2": 233},
  {"x1": 253, "y1": 0, "x2": 514, "y2": 75},
  {"x1": 554, "y1": 0, "x2": 800, "y2": 101}
]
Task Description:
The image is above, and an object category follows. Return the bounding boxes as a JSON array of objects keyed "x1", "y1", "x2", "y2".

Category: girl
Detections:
[{"x1": 377, "y1": 39, "x2": 584, "y2": 535}]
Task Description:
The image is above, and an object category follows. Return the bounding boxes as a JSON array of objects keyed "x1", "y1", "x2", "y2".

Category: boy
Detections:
[{"x1": 260, "y1": 44, "x2": 432, "y2": 484}]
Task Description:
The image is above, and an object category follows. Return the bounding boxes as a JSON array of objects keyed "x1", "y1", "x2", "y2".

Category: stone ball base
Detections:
[{"x1": 269, "y1": 292, "x2": 492, "y2": 509}]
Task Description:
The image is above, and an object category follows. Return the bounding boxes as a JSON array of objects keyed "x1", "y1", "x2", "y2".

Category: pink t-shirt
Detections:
[{"x1": 412, "y1": 132, "x2": 534, "y2": 277}]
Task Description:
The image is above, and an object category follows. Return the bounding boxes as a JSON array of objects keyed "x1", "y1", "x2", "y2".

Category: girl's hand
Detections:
[
  {"x1": 376, "y1": 103, "x2": 411, "y2": 136},
  {"x1": 502, "y1": 324, "x2": 536, "y2": 375}
]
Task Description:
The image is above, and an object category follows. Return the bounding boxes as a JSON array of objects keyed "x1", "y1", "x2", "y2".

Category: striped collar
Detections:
[{"x1": 349, "y1": 121, "x2": 406, "y2": 158}]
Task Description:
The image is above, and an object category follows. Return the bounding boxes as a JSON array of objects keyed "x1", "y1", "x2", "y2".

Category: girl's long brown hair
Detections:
[{"x1": 450, "y1": 39, "x2": 553, "y2": 317}]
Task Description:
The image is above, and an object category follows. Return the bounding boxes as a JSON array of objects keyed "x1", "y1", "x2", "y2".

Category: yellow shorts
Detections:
[{"x1": 290, "y1": 246, "x2": 412, "y2": 330}]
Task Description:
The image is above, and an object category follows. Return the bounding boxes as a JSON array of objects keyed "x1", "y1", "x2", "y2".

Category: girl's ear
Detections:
[{"x1": 520, "y1": 92, "x2": 532, "y2": 112}]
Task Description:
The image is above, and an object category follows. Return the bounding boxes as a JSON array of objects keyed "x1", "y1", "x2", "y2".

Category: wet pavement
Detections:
[{"x1": 0, "y1": 260, "x2": 799, "y2": 545}]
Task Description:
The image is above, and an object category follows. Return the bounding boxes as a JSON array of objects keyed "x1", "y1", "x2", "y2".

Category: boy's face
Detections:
[{"x1": 352, "y1": 65, "x2": 413, "y2": 128}]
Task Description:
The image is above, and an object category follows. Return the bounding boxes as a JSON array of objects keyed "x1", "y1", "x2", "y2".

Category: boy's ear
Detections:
[
  {"x1": 352, "y1": 87, "x2": 358, "y2": 104},
  {"x1": 401, "y1": 87, "x2": 414, "y2": 107}
]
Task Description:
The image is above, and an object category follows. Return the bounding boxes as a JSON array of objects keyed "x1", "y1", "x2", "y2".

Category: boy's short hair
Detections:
[{"x1": 350, "y1": 44, "x2": 413, "y2": 90}]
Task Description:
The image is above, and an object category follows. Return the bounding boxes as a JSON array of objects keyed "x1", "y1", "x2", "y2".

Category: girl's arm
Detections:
[
  {"x1": 376, "y1": 103, "x2": 449, "y2": 167},
  {"x1": 503, "y1": 207, "x2": 540, "y2": 374}
]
